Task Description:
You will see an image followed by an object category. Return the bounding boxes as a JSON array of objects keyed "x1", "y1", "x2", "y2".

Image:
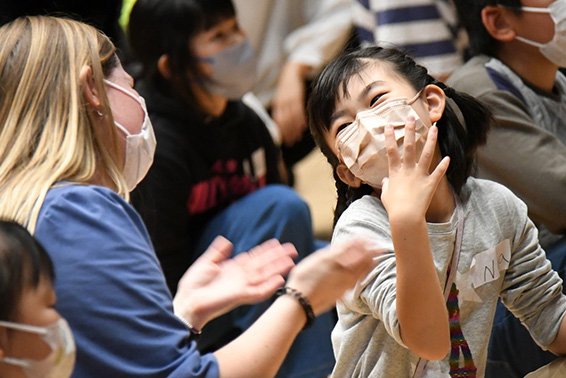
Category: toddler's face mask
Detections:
[
  {"x1": 0, "y1": 318, "x2": 75, "y2": 378},
  {"x1": 335, "y1": 91, "x2": 428, "y2": 188}
]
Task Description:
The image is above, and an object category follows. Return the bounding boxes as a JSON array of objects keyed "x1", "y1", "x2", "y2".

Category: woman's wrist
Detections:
[
  {"x1": 274, "y1": 286, "x2": 315, "y2": 329},
  {"x1": 173, "y1": 292, "x2": 207, "y2": 332}
]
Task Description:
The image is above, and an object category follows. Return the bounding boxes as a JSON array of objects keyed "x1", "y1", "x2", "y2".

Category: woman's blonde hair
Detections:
[{"x1": 0, "y1": 16, "x2": 129, "y2": 233}]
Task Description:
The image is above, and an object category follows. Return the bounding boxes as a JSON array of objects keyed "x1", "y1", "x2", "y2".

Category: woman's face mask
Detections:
[
  {"x1": 336, "y1": 91, "x2": 428, "y2": 188},
  {"x1": 104, "y1": 79, "x2": 157, "y2": 191},
  {"x1": 0, "y1": 318, "x2": 76, "y2": 378}
]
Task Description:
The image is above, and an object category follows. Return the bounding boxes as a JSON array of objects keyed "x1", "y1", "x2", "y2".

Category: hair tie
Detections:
[
  {"x1": 446, "y1": 96, "x2": 466, "y2": 129},
  {"x1": 443, "y1": 86, "x2": 456, "y2": 98}
]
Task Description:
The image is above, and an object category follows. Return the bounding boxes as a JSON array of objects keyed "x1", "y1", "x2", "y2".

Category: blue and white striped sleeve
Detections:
[{"x1": 353, "y1": 0, "x2": 464, "y2": 79}]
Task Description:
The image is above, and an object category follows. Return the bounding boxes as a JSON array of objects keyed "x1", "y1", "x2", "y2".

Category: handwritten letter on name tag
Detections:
[{"x1": 458, "y1": 239, "x2": 511, "y2": 302}]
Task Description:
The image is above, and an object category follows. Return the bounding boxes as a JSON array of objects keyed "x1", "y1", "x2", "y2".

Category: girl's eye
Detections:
[
  {"x1": 370, "y1": 94, "x2": 383, "y2": 107},
  {"x1": 335, "y1": 122, "x2": 352, "y2": 136},
  {"x1": 213, "y1": 32, "x2": 227, "y2": 41}
]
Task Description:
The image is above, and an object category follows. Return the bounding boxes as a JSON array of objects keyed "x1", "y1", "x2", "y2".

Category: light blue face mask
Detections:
[
  {"x1": 0, "y1": 318, "x2": 75, "y2": 378},
  {"x1": 199, "y1": 37, "x2": 257, "y2": 100}
]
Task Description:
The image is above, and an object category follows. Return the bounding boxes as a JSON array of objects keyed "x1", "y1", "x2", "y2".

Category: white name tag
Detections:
[{"x1": 458, "y1": 239, "x2": 511, "y2": 302}]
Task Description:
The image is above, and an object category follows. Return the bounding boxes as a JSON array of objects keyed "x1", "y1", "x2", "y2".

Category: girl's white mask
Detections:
[
  {"x1": 514, "y1": 1, "x2": 566, "y2": 67},
  {"x1": 336, "y1": 91, "x2": 428, "y2": 188},
  {"x1": 104, "y1": 79, "x2": 157, "y2": 191},
  {"x1": 0, "y1": 318, "x2": 75, "y2": 378}
]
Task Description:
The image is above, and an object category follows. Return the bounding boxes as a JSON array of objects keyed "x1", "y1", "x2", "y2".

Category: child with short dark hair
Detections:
[{"x1": 0, "y1": 220, "x2": 75, "y2": 378}]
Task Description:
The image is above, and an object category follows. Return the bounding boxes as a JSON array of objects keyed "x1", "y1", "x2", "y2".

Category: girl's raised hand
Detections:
[{"x1": 380, "y1": 117, "x2": 450, "y2": 221}]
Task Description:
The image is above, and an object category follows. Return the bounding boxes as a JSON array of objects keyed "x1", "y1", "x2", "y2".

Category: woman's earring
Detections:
[{"x1": 95, "y1": 110, "x2": 104, "y2": 118}]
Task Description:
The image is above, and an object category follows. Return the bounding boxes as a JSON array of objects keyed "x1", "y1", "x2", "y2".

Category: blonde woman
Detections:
[{"x1": 0, "y1": 16, "x2": 379, "y2": 377}]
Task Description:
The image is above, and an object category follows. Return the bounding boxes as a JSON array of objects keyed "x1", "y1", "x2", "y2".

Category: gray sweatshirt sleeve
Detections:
[
  {"x1": 500, "y1": 194, "x2": 566, "y2": 349},
  {"x1": 333, "y1": 197, "x2": 406, "y2": 347}
]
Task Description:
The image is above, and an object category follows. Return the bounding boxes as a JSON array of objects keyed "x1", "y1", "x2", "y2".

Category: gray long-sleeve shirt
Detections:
[
  {"x1": 331, "y1": 178, "x2": 566, "y2": 377},
  {"x1": 448, "y1": 55, "x2": 566, "y2": 247}
]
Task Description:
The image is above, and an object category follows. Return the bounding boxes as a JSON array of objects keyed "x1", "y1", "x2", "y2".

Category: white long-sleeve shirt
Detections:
[{"x1": 233, "y1": 0, "x2": 353, "y2": 106}]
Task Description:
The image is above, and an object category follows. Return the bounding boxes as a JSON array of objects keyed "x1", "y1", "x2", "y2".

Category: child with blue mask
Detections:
[
  {"x1": 127, "y1": 1, "x2": 338, "y2": 376},
  {"x1": 0, "y1": 220, "x2": 75, "y2": 378}
]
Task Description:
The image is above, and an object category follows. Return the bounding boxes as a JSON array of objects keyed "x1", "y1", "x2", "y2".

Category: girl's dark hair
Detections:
[
  {"x1": 128, "y1": 0, "x2": 235, "y2": 117},
  {"x1": 0, "y1": 220, "x2": 55, "y2": 321},
  {"x1": 308, "y1": 46, "x2": 492, "y2": 225}
]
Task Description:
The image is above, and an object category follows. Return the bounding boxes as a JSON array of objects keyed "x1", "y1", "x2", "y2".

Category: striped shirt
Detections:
[{"x1": 353, "y1": 0, "x2": 466, "y2": 79}]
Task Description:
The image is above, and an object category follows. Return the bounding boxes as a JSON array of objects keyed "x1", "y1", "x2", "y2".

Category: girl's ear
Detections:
[
  {"x1": 482, "y1": 6, "x2": 516, "y2": 42},
  {"x1": 423, "y1": 84, "x2": 446, "y2": 123},
  {"x1": 79, "y1": 65, "x2": 103, "y2": 111},
  {"x1": 157, "y1": 54, "x2": 172, "y2": 80},
  {"x1": 336, "y1": 163, "x2": 363, "y2": 188}
]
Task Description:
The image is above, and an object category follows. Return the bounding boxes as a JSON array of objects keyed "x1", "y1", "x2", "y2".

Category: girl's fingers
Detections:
[
  {"x1": 384, "y1": 124, "x2": 400, "y2": 168},
  {"x1": 418, "y1": 125, "x2": 439, "y2": 171},
  {"x1": 403, "y1": 116, "x2": 417, "y2": 165},
  {"x1": 429, "y1": 156, "x2": 451, "y2": 186}
]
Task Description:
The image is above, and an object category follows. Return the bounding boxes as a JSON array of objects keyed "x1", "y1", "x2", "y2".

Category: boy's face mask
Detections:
[
  {"x1": 200, "y1": 37, "x2": 257, "y2": 100},
  {"x1": 0, "y1": 318, "x2": 75, "y2": 378},
  {"x1": 335, "y1": 91, "x2": 428, "y2": 189},
  {"x1": 513, "y1": 1, "x2": 566, "y2": 67}
]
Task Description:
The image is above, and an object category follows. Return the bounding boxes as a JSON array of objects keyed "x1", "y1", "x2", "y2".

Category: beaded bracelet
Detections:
[
  {"x1": 275, "y1": 286, "x2": 315, "y2": 330},
  {"x1": 178, "y1": 316, "x2": 202, "y2": 339}
]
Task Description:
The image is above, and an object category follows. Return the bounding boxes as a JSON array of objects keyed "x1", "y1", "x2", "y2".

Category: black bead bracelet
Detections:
[{"x1": 275, "y1": 286, "x2": 315, "y2": 329}]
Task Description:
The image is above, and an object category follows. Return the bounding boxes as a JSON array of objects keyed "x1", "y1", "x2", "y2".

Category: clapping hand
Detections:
[
  {"x1": 173, "y1": 236, "x2": 298, "y2": 330},
  {"x1": 286, "y1": 238, "x2": 384, "y2": 315}
]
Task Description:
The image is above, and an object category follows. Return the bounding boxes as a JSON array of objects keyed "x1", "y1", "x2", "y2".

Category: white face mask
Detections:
[
  {"x1": 336, "y1": 91, "x2": 428, "y2": 189},
  {"x1": 0, "y1": 318, "x2": 75, "y2": 378},
  {"x1": 201, "y1": 37, "x2": 257, "y2": 99},
  {"x1": 104, "y1": 80, "x2": 157, "y2": 191},
  {"x1": 514, "y1": 1, "x2": 566, "y2": 67}
]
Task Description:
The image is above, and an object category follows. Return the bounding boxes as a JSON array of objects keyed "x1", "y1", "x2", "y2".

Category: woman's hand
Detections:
[
  {"x1": 380, "y1": 118, "x2": 450, "y2": 221},
  {"x1": 173, "y1": 236, "x2": 298, "y2": 330},
  {"x1": 286, "y1": 238, "x2": 383, "y2": 315}
]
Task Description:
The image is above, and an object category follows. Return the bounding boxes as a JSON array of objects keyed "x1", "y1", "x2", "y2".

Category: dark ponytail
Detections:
[
  {"x1": 308, "y1": 46, "x2": 492, "y2": 225},
  {"x1": 332, "y1": 171, "x2": 373, "y2": 227},
  {"x1": 433, "y1": 81, "x2": 491, "y2": 193}
]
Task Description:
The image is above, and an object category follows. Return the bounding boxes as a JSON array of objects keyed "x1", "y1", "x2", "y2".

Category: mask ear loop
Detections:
[{"x1": 407, "y1": 89, "x2": 425, "y2": 105}]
